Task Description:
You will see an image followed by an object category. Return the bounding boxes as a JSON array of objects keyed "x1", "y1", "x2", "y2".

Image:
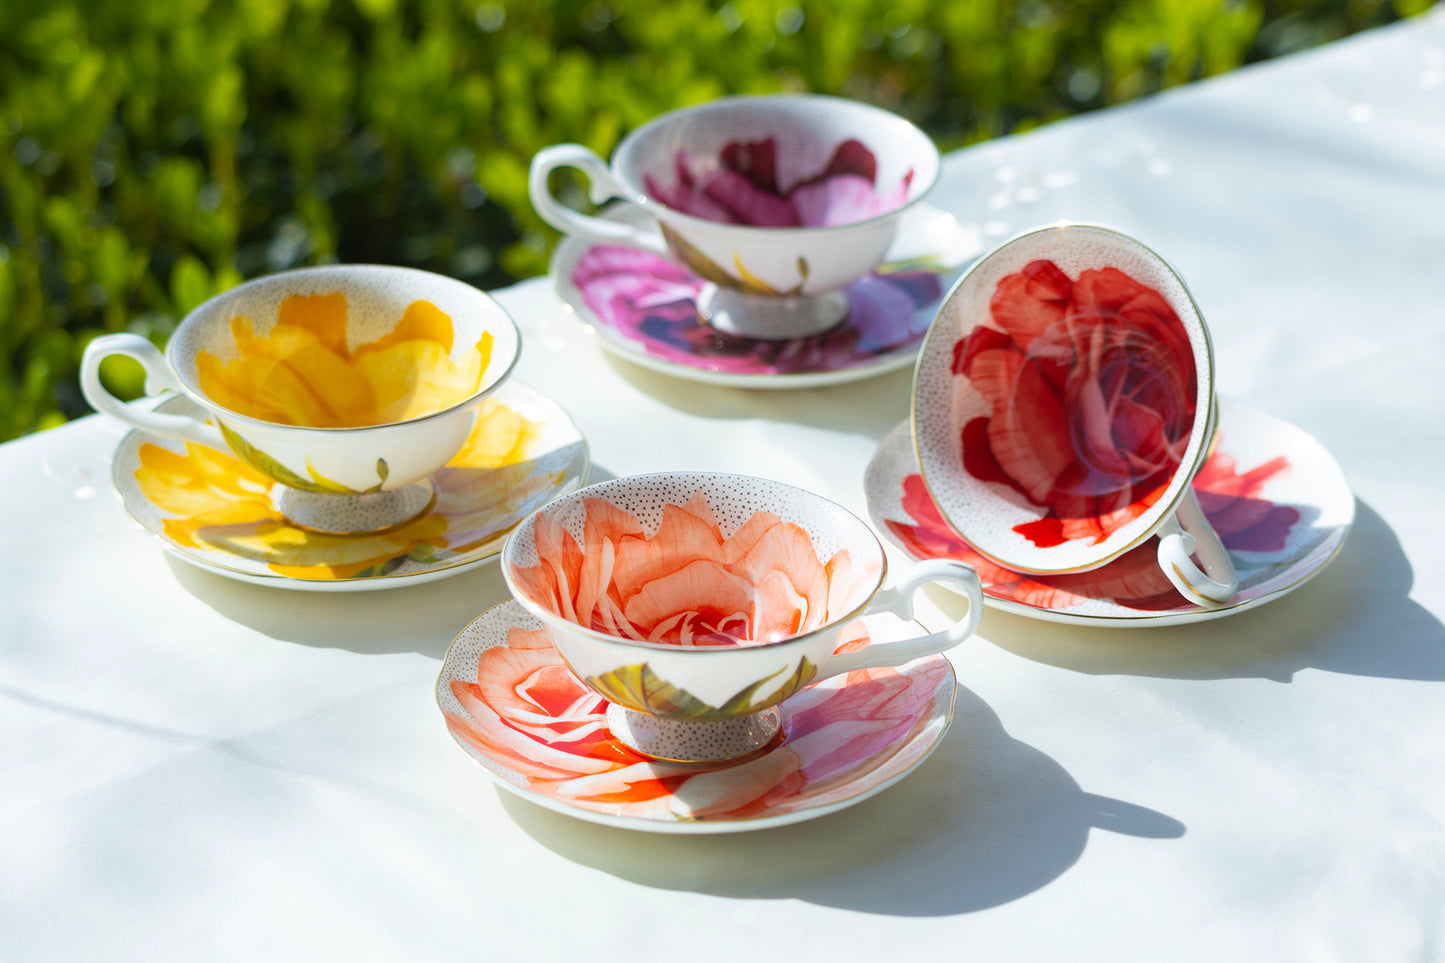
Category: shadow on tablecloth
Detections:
[{"x1": 497, "y1": 684, "x2": 1184, "y2": 916}]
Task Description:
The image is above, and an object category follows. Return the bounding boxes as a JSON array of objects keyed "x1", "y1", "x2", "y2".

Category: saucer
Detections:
[
  {"x1": 865, "y1": 398, "x2": 1353, "y2": 626},
  {"x1": 437, "y1": 601, "x2": 956, "y2": 833},
  {"x1": 112, "y1": 381, "x2": 588, "y2": 591},
  {"x1": 551, "y1": 203, "x2": 981, "y2": 388}
]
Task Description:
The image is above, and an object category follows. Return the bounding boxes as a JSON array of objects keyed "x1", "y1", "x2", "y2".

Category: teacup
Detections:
[
  {"x1": 81, "y1": 264, "x2": 521, "y2": 533},
  {"x1": 529, "y1": 94, "x2": 940, "y2": 340},
  {"x1": 500, "y1": 471, "x2": 982, "y2": 763},
  {"x1": 912, "y1": 223, "x2": 1238, "y2": 607}
]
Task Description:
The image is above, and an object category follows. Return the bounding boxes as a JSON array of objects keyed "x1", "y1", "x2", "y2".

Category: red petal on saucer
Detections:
[
  {"x1": 989, "y1": 259, "x2": 1072, "y2": 349},
  {"x1": 970, "y1": 347, "x2": 1071, "y2": 504}
]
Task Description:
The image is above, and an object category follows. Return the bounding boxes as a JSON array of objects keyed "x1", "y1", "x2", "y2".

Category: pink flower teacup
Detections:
[
  {"x1": 912, "y1": 224, "x2": 1238, "y2": 607},
  {"x1": 500, "y1": 471, "x2": 981, "y2": 763},
  {"x1": 529, "y1": 94, "x2": 940, "y2": 340}
]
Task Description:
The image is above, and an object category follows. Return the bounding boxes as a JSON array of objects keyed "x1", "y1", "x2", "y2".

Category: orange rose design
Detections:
[{"x1": 509, "y1": 492, "x2": 878, "y2": 646}]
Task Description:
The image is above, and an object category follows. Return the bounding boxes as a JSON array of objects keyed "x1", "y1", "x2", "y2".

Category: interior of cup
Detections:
[
  {"x1": 169, "y1": 265, "x2": 520, "y2": 429},
  {"x1": 504, "y1": 472, "x2": 886, "y2": 647},
  {"x1": 913, "y1": 224, "x2": 1216, "y2": 574},
  {"x1": 616, "y1": 95, "x2": 939, "y2": 228}
]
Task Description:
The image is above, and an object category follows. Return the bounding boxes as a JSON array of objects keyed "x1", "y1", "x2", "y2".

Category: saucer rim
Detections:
[
  {"x1": 550, "y1": 201, "x2": 971, "y2": 390},
  {"x1": 868, "y1": 397, "x2": 1355, "y2": 627},
  {"x1": 436, "y1": 599, "x2": 958, "y2": 834},
  {"x1": 111, "y1": 381, "x2": 589, "y2": 591}
]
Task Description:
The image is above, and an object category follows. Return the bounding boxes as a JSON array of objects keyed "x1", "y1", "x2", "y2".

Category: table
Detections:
[{"x1": 4, "y1": 13, "x2": 1443, "y2": 960}]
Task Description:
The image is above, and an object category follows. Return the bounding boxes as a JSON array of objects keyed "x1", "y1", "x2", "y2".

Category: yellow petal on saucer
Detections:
[
  {"x1": 364, "y1": 298, "x2": 456, "y2": 354},
  {"x1": 355, "y1": 340, "x2": 485, "y2": 425},
  {"x1": 135, "y1": 441, "x2": 277, "y2": 548},
  {"x1": 453, "y1": 397, "x2": 542, "y2": 469},
  {"x1": 275, "y1": 291, "x2": 351, "y2": 358}
]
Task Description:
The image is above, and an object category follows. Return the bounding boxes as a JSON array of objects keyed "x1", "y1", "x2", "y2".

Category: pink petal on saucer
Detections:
[
  {"x1": 790, "y1": 174, "x2": 890, "y2": 227},
  {"x1": 701, "y1": 168, "x2": 800, "y2": 227},
  {"x1": 720, "y1": 138, "x2": 781, "y2": 194},
  {"x1": 643, "y1": 172, "x2": 742, "y2": 223},
  {"x1": 845, "y1": 275, "x2": 919, "y2": 351}
]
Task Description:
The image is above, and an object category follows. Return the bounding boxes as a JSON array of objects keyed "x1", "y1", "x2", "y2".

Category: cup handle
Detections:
[
  {"x1": 528, "y1": 144, "x2": 668, "y2": 254},
  {"x1": 80, "y1": 333, "x2": 223, "y2": 448},
  {"x1": 818, "y1": 559, "x2": 983, "y2": 678},
  {"x1": 1157, "y1": 487, "x2": 1238, "y2": 606}
]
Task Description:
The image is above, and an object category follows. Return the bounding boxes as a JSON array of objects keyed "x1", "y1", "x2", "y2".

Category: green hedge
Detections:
[{"x1": 0, "y1": 0, "x2": 1426, "y2": 440}]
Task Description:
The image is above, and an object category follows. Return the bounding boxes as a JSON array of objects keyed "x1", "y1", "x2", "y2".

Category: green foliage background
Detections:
[{"x1": 0, "y1": 0, "x2": 1430, "y2": 440}]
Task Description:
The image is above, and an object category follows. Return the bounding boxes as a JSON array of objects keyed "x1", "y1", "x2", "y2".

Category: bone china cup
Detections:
[
  {"x1": 911, "y1": 223, "x2": 1238, "y2": 607},
  {"x1": 81, "y1": 265, "x2": 521, "y2": 527},
  {"x1": 529, "y1": 94, "x2": 940, "y2": 339},
  {"x1": 500, "y1": 471, "x2": 982, "y2": 763}
]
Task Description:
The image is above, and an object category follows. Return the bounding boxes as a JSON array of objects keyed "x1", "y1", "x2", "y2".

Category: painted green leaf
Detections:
[
  {"x1": 587, "y1": 656, "x2": 816, "y2": 721},
  {"x1": 351, "y1": 555, "x2": 407, "y2": 578},
  {"x1": 716, "y1": 656, "x2": 816, "y2": 716},
  {"x1": 303, "y1": 455, "x2": 366, "y2": 495}
]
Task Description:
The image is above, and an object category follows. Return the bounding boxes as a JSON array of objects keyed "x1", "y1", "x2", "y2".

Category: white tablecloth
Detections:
[{"x1": 4, "y1": 13, "x2": 1443, "y2": 961}]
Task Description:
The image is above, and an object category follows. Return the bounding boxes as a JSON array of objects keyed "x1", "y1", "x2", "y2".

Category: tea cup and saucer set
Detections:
[
  {"x1": 437, "y1": 471, "x2": 983, "y2": 832},
  {"x1": 85, "y1": 94, "x2": 1356, "y2": 834},
  {"x1": 532, "y1": 94, "x2": 981, "y2": 387},
  {"x1": 83, "y1": 265, "x2": 588, "y2": 590},
  {"x1": 867, "y1": 223, "x2": 1354, "y2": 626}
]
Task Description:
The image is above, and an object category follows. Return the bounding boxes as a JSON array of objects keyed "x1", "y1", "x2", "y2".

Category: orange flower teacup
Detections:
[
  {"x1": 81, "y1": 265, "x2": 520, "y2": 533},
  {"x1": 500, "y1": 471, "x2": 983, "y2": 763}
]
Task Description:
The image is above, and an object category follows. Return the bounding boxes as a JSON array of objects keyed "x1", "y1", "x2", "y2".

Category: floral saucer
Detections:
[
  {"x1": 865, "y1": 398, "x2": 1354, "y2": 627},
  {"x1": 551, "y1": 203, "x2": 981, "y2": 389},
  {"x1": 111, "y1": 381, "x2": 588, "y2": 591},
  {"x1": 437, "y1": 601, "x2": 956, "y2": 833}
]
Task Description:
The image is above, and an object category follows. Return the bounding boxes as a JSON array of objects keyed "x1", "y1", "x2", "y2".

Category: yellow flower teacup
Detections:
[{"x1": 82, "y1": 265, "x2": 521, "y2": 533}]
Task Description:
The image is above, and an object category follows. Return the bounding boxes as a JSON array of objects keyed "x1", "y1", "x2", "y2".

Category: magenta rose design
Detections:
[
  {"x1": 571, "y1": 245, "x2": 944, "y2": 375},
  {"x1": 642, "y1": 137, "x2": 913, "y2": 228}
]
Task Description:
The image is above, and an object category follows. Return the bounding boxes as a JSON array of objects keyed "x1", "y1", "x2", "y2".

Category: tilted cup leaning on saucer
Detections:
[
  {"x1": 81, "y1": 264, "x2": 521, "y2": 534},
  {"x1": 912, "y1": 223, "x2": 1240, "y2": 608},
  {"x1": 499, "y1": 471, "x2": 983, "y2": 764},
  {"x1": 529, "y1": 93, "x2": 940, "y2": 341}
]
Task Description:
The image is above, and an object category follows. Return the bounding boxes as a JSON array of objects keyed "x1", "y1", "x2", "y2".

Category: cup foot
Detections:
[
  {"x1": 275, "y1": 479, "x2": 435, "y2": 534},
  {"x1": 605, "y1": 704, "x2": 783, "y2": 764},
  {"x1": 697, "y1": 285, "x2": 849, "y2": 340}
]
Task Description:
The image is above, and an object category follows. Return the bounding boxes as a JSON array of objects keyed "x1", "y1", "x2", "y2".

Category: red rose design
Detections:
[{"x1": 952, "y1": 259, "x2": 1197, "y2": 547}]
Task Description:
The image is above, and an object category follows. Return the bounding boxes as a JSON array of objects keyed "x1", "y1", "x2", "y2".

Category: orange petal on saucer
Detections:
[
  {"x1": 612, "y1": 501, "x2": 728, "y2": 603},
  {"x1": 621, "y1": 558, "x2": 756, "y2": 639}
]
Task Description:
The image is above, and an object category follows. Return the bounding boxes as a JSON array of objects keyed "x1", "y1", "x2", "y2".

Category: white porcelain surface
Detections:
[
  {"x1": 530, "y1": 94, "x2": 941, "y2": 296},
  {"x1": 82, "y1": 264, "x2": 521, "y2": 493},
  {"x1": 436, "y1": 601, "x2": 956, "y2": 833},
  {"x1": 111, "y1": 381, "x2": 587, "y2": 590},
  {"x1": 869, "y1": 398, "x2": 1354, "y2": 626},
  {"x1": 7, "y1": 17, "x2": 1444, "y2": 962},
  {"x1": 551, "y1": 201, "x2": 981, "y2": 388}
]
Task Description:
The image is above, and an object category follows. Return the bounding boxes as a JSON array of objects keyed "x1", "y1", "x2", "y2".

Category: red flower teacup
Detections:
[
  {"x1": 912, "y1": 224, "x2": 1238, "y2": 607},
  {"x1": 500, "y1": 471, "x2": 981, "y2": 763},
  {"x1": 529, "y1": 95, "x2": 940, "y2": 340}
]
